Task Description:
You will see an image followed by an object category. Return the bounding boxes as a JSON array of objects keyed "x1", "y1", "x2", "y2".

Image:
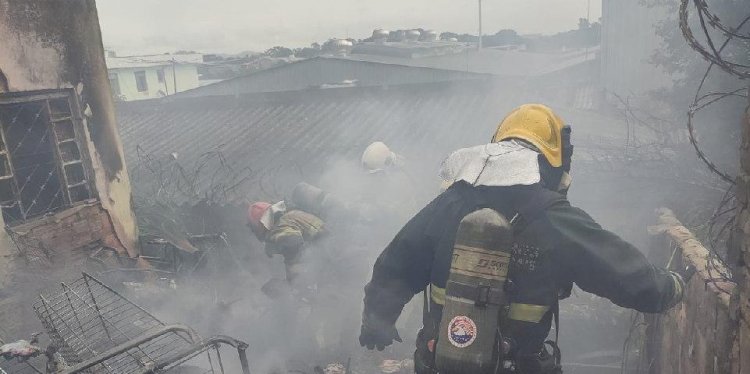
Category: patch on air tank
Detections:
[{"x1": 447, "y1": 315, "x2": 477, "y2": 348}]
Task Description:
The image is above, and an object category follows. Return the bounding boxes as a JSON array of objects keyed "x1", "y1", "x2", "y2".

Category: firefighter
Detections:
[
  {"x1": 247, "y1": 200, "x2": 326, "y2": 282},
  {"x1": 358, "y1": 104, "x2": 685, "y2": 374},
  {"x1": 361, "y1": 141, "x2": 403, "y2": 173},
  {"x1": 359, "y1": 141, "x2": 421, "y2": 224}
]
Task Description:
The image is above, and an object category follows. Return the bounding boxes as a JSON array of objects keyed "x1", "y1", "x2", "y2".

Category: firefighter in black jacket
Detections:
[{"x1": 358, "y1": 104, "x2": 684, "y2": 374}]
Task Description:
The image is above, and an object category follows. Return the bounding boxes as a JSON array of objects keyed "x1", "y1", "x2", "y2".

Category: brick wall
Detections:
[
  {"x1": 7, "y1": 201, "x2": 126, "y2": 265},
  {"x1": 641, "y1": 208, "x2": 739, "y2": 374}
]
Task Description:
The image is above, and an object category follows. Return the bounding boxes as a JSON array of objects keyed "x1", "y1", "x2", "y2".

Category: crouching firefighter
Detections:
[
  {"x1": 247, "y1": 201, "x2": 326, "y2": 282},
  {"x1": 359, "y1": 104, "x2": 685, "y2": 374}
]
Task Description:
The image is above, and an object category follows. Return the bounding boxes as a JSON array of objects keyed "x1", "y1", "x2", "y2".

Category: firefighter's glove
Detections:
[
  {"x1": 666, "y1": 271, "x2": 687, "y2": 309},
  {"x1": 359, "y1": 314, "x2": 402, "y2": 351},
  {"x1": 677, "y1": 264, "x2": 696, "y2": 283}
]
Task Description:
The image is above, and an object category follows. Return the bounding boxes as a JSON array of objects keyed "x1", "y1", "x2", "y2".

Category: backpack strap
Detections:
[
  {"x1": 512, "y1": 185, "x2": 565, "y2": 369},
  {"x1": 511, "y1": 186, "x2": 565, "y2": 232}
]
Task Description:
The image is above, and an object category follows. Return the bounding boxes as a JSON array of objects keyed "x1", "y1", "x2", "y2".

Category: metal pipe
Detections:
[
  {"x1": 60, "y1": 324, "x2": 199, "y2": 374},
  {"x1": 139, "y1": 335, "x2": 250, "y2": 374},
  {"x1": 478, "y1": 0, "x2": 483, "y2": 49}
]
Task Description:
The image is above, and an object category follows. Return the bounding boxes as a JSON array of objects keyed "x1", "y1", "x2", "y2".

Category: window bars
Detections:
[
  {"x1": 32, "y1": 273, "x2": 250, "y2": 374},
  {"x1": 0, "y1": 91, "x2": 93, "y2": 225}
]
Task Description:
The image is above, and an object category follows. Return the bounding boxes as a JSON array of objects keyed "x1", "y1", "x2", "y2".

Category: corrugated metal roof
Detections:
[
  {"x1": 344, "y1": 47, "x2": 601, "y2": 77},
  {"x1": 117, "y1": 81, "x2": 524, "y2": 198},
  {"x1": 171, "y1": 57, "x2": 490, "y2": 99},
  {"x1": 115, "y1": 80, "x2": 651, "y2": 202}
]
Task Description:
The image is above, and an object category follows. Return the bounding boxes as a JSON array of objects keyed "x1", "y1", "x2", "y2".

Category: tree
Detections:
[
  {"x1": 439, "y1": 32, "x2": 459, "y2": 40},
  {"x1": 642, "y1": 0, "x2": 749, "y2": 166},
  {"x1": 578, "y1": 17, "x2": 591, "y2": 30},
  {"x1": 483, "y1": 29, "x2": 523, "y2": 47},
  {"x1": 293, "y1": 47, "x2": 321, "y2": 59},
  {"x1": 264, "y1": 46, "x2": 294, "y2": 58}
]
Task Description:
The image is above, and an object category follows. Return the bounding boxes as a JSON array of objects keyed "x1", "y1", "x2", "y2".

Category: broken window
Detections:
[
  {"x1": 108, "y1": 73, "x2": 121, "y2": 97},
  {"x1": 0, "y1": 90, "x2": 94, "y2": 224},
  {"x1": 134, "y1": 70, "x2": 148, "y2": 92}
]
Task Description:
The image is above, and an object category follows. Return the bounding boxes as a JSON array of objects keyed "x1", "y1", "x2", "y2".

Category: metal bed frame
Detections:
[{"x1": 30, "y1": 273, "x2": 249, "y2": 374}]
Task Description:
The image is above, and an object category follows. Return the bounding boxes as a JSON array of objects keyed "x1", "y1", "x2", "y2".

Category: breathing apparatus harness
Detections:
[
  {"x1": 418, "y1": 191, "x2": 565, "y2": 374},
  {"x1": 418, "y1": 126, "x2": 573, "y2": 374}
]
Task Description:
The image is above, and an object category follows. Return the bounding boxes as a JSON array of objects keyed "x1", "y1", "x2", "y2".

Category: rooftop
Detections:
[
  {"x1": 115, "y1": 79, "x2": 643, "y2": 203},
  {"x1": 105, "y1": 53, "x2": 203, "y2": 70},
  {"x1": 170, "y1": 57, "x2": 490, "y2": 99},
  {"x1": 345, "y1": 46, "x2": 600, "y2": 77}
]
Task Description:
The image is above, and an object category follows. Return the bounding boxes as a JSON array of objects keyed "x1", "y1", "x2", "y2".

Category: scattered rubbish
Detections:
[
  {"x1": 379, "y1": 359, "x2": 413, "y2": 373},
  {"x1": 0, "y1": 337, "x2": 41, "y2": 362},
  {"x1": 322, "y1": 362, "x2": 346, "y2": 374}
]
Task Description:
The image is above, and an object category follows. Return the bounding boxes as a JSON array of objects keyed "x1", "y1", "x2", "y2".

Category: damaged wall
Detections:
[
  {"x1": 9, "y1": 202, "x2": 122, "y2": 259},
  {"x1": 732, "y1": 89, "x2": 750, "y2": 371},
  {"x1": 0, "y1": 0, "x2": 138, "y2": 256},
  {"x1": 642, "y1": 209, "x2": 740, "y2": 374}
]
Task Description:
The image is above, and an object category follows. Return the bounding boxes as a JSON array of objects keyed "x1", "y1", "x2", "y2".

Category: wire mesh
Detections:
[
  {"x1": 0, "y1": 333, "x2": 49, "y2": 374},
  {"x1": 0, "y1": 359, "x2": 46, "y2": 374},
  {"x1": 5, "y1": 225, "x2": 52, "y2": 268},
  {"x1": 0, "y1": 353, "x2": 46, "y2": 374},
  {"x1": 32, "y1": 273, "x2": 195, "y2": 373}
]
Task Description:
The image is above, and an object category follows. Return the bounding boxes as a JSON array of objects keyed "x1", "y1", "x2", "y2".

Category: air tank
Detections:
[
  {"x1": 435, "y1": 208, "x2": 513, "y2": 374},
  {"x1": 290, "y1": 182, "x2": 350, "y2": 219}
]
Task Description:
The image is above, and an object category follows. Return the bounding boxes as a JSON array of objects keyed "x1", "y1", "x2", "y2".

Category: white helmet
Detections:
[{"x1": 361, "y1": 141, "x2": 400, "y2": 172}]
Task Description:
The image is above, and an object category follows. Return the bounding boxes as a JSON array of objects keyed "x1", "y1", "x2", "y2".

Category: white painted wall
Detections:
[{"x1": 109, "y1": 64, "x2": 199, "y2": 101}]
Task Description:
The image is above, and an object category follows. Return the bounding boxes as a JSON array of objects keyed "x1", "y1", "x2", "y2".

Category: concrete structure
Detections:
[
  {"x1": 733, "y1": 90, "x2": 750, "y2": 371},
  {"x1": 0, "y1": 0, "x2": 139, "y2": 260},
  {"x1": 600, "y1": 0, "x2": 673, "y2": 98},
  {"x1": 106, "y1": 53, "x2": 202, "y2": 101}
]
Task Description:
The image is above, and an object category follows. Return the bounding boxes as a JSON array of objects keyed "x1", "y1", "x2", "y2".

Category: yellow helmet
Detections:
[{"x1": 492, "y1": 104, "x2": 565, "y2": 167}]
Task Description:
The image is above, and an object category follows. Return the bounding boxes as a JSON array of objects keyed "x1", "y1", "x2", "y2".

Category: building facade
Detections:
[
  {"x1": 106, "y1": 54, "x2": 201, "y2": 101},
  {"x1": 0, "y1": 0, "x2": 139, "y2": 261}
]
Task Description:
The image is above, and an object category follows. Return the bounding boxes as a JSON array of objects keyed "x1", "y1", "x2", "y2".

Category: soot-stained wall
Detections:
[{"x1": 0, "y1": 0, "x2": 138, "y2": 256}]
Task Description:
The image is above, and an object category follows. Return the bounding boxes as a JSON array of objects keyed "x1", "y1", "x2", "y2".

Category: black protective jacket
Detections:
[{"x1": 363, "y1": 181, "x2": 681, "y2": 365}]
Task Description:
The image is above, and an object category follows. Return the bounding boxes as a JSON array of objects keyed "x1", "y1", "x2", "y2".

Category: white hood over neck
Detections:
[{"x1": 440, "y1": 141, "x2": 541, "y2": 187}]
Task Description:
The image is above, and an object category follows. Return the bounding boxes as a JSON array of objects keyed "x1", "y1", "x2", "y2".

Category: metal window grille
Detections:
[
  {"x1": 0, "y1": 91, "x2": 94, "y2": 225},
  {"x1": 32, "y1": 273, "x2": 250, "y2": 374}
]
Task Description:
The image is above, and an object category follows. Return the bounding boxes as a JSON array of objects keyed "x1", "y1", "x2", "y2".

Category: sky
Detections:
[{"x1": 96, "y1": 0, "x2": 601, "y2": 56}]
